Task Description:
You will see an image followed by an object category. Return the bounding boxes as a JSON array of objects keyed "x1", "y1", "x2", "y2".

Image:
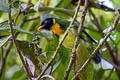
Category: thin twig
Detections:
[
  {"x1": 21, "y1": 3, "x2": 34, "y2": 13},
  {"x1": 13, "y1": 9, "x2": 21, "y2": 25},
  {"x1": 8, "y1": 0, "x2": 32, "y2": 79},
  {"x1": 89, "y1": 9, "x2": 120, "y2": 79},
  {"x1": 72, "y1": 0, "x2": 115, "y2": 12},
  {"x1": 25, "y1": 16, "x2": 40, "y2": 22},
  {"x1": 71, "y1": 14, "x2": 120, "y2": 80},
  {"x1": 37, "y1": 0, "x2": 82, "y2": 79},
  {"x1": 38, "y1": 7, "x2": 82, "y2": 14},
  {"x1": 64, "y1": 0, "x2": 89, "y2": 80},
  {"x1": 89, "y1": 9, "x2": 103, "y2": 33},
  {"x1": 0, "y1": 41, "x2": 13, "y2": 78},
  {"x1": 89, "y1": 8, "x2": 117, "y2": 59}
]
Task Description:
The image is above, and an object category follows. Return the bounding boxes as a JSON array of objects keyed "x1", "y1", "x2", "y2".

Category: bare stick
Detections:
[
  {"x1": 0, "y1": 41, "x2": 13, "y2": 78},
  {"x1": 71, "y1": 14, "x2": 120, "y2": 80},
  {"x1": 8, "y1": 0, "x2": 32, "y2": 79},
  {"x1": 64, "y1": 0, "x2": 89, "y2": 80},
  {"x1": 25, "y1": 16, "x2": 40, "y2": 22},
  {"x1": 72, "y1": 0, "x2": 115, "y2": 12},
  {"x1": 38, "y1": 7, "x2": 75, "y2": 14},
  {"x1": 89, "y1": 9, "x2": 120, "y2": 79},
  {"x1": 13, "y1": 9, "x2": 21, "y2": 25}
]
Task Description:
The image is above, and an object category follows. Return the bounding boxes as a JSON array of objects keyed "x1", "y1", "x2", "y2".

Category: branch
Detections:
[
  {"x1": 37, "y1": 0, "x2": 82, "y2": 79},
  {"x1": 71, "y1": 14, "x2": 120, "y2": 80},
  {"x1": 71, "y1": 0, "x2": 115, "y2": 12},
  {"x1": 25, "y1": 16, "x2": 40, "y2": 22},
  {"x1": 64, "y1": 0, "x2": 89, "y2": 80},
  {"x1": 0, "y1": 1, "x2": 32, "y2": 78},
  {"x1": 0, "y1": 41, "x2": 13, "y2": 78},
  {"x1": 8, "y1": 0, "x2": 32, "y2": 79},
  {"x1": 38, "y1": 7, "x2": 76, "y2": 14},
  {"x1": 13, "y1": 9, "x2": 21, "y2": 25},
  {"x1": 89, "y1": 9, "x2": 120, "y2": 79},
  {"x1": 21, "y1": 3, "x2": 34, "y2": 13},
  {"x1": 0, "y1": 16, "x2": 27, "y2": 79}
]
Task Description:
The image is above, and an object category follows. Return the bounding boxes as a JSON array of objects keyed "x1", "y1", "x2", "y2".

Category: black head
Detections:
[{"x1": 38, "y1": 18, "x2": 54, "y2": 30}]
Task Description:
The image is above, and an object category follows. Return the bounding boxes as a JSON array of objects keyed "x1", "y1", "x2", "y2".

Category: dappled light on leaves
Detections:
[{"x1": 0, "y1": 0, "x2": 120, "y2": 80}]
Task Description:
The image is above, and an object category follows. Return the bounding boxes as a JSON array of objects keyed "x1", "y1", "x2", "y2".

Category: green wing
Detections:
[{"x1": 55, "y1": 18, "x2": 77, "y2": 31}]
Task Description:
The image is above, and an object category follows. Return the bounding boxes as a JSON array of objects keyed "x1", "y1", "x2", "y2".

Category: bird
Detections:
[{"x1": 37, "y1": 18, "x2": 101, "y2": 64}]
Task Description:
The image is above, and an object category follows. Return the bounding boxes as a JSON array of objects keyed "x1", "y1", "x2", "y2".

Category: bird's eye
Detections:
[{"x1": 44, "y1": 21, "x2": 48, "y2": 24}]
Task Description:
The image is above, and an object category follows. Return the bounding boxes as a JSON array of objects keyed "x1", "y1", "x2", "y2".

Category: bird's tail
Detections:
[
  {"x1": 92, "y1": 52, "x2": 101, "y2": 64},
  {"x1": 74, "y1": 26, "x2": 101, "y2": 64},
  {"x1": 82, "y1": 30, "x2": 101, "y2": 64}
]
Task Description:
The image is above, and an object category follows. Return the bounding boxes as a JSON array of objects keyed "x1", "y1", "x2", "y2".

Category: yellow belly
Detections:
[{"x1": 59, "y1": 28, "x2": 76, "y2": 49}]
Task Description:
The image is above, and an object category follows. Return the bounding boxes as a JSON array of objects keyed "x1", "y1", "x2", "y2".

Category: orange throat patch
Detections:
[{"x1": 51, "y1": 23, "x2": 62, "y2": 36}]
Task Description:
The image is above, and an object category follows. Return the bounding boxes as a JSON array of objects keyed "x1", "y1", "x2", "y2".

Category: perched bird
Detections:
[{"x1": 38, "y1": 18, "x2": 101, "y2": 64}]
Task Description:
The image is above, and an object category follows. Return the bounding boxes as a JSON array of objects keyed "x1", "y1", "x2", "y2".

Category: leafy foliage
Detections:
[
  {"x1": 0, "y1": 0, "x2": 8, "y2": 12},
  {"x1": 0, "y1": 0, "x2": 120, "y2": 80}
]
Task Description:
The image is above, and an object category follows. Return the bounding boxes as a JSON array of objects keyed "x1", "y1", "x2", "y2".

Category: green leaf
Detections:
[
  {"x1": 0, "y1": 35, "x2": 11, "y2": 47},
  {"x1": 51, "y1": 46, "x2": 70, "y2": 80},
  {"x1": 55, "y1": 0, "x2": 72, "y2": 8},
  {"x1": 0, "y1": 0, "x2": 8, "y2": 12},
  {"x1": 116, "y1": 23, "x2": 120, "y2": 33},
  {"x1": 43, "y1": 0, "x2": 51, "y2": 6},
  {"x1": 0, "y1": 23, "x2": 54, "y2": 40},
  {"x1": 38, "y1": 35, "x2": 58, "y2": 63},
  {"x1": 16, "y1": 40, "x2": 40, "y2": 68},
  {"x1": 38, "y1": 29, "x2": 54, "y2": 40},
  {"x1": 0, "y1": 23, "x2": 53, "y2": 39},
  {"x1": 44, "y1": 56, "x2": 62, "y2": 74},
  {"x1": 54, "y1": 0, "x2": 74, "y2": 18},
  {"x1": 93, "y1": 68, "x2": 105, "y2": 80},
  {"x1": 76, "y1": 42, "x2": 94, "y2": 80},
  {"x1": 10, "y1": 70, "x2": 26, "y2": 80},
  {"x1": 112, "y1": 0, "x2": 120, "y2": 8},
  {"x1": 0, "y1": 23, "x2": 33, "y2": 35},
  {"x1": 104, "y1": 70, "x2": 118, "y2": 80},
  {"x1": 38, "y1": 34, "x2": 70, "y2": 80},
  {"x1": 52, "y1": 57, "x2": 62, "y2": 72},
  {"x1": 5, "y1": 65, "x2": 20, "y2": 79}
]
